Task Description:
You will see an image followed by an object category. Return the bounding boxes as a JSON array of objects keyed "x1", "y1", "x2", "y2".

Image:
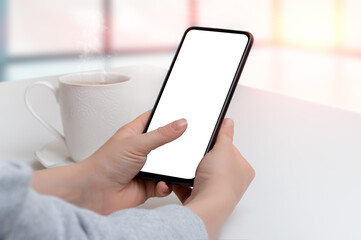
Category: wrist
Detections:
[
  {"x1": 31, "y1": 162, "x2": 92, "y2": 205},
  {"x1": 185, "y1": 190, "x2": 237, "y2": 240}
]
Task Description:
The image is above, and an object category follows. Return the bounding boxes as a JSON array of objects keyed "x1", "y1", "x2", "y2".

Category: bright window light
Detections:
[{"x1": 280, "y1": 0, "x2": 338, "y2": 50}]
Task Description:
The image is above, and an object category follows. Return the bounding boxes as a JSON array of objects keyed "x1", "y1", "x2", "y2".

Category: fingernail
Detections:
[
  {"x1": 164, "y1": 184, "x2": 172, "y2": 193},
  {"x1": 223, "y1": 118, "x2": 234, "y2": 129},
  {"x1": 172, "y1": 118, "x2": 188, "y2": 131}
]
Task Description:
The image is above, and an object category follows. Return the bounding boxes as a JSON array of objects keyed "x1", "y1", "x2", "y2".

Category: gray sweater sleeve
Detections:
[{"x1": 0, "y1": 161, "x2": 207, "y2": 240}]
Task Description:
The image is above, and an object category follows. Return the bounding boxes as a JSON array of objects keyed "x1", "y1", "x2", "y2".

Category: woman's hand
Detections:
[
  {"x1": 173, "y1": 119, "x2": 255, "y2": 240},
  {"x1": 31, "y1": 110, "x2": 187, "y2": 214}
]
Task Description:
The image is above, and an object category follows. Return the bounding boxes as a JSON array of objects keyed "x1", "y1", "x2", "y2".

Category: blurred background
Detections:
[{"x1": 1, "y1": 0, "x2": 361, "y2": 112}]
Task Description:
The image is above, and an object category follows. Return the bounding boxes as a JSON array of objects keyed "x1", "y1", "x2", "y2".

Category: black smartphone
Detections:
[{"x1": 137, "y1": 27, "x2": 253, "y2": 186}]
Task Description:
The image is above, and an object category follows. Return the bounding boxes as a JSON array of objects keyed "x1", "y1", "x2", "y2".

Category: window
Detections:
[{"x1": 2, "y1": 0, "x2": 361, "y2": 112}]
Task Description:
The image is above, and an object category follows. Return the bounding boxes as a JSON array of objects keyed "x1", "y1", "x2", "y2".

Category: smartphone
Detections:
[{"x1": 137, "y1": 27, "x2": 253, "y2": 186}]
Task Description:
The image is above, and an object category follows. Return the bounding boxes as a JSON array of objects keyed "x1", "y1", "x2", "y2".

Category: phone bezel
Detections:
[{"x1": 137, "y1": 26, "x2": 254, "y2": 186}]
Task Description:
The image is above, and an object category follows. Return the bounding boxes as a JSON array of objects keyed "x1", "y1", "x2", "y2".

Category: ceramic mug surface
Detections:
[{"x1": 25, "y1": 71, "x2": 133, "y2": 162}]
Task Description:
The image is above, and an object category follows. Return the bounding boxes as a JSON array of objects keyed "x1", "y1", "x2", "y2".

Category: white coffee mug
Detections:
[{"x1": 25, "y1": 71, "x2": 132, "y2": 162}]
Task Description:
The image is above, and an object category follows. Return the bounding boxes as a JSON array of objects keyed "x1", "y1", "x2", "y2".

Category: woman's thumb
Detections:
[{"x1": 137, "y1": 118, "x2": 188, "y2": 153}]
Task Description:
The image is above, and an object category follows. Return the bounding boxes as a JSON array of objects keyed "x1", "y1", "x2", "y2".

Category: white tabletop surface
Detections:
[{"x1": 1, "y1": 65, "x2": 361, "y2": 239}]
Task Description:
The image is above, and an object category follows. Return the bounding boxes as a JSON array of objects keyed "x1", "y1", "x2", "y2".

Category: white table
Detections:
[{"x1": 1, "y1": 65, "x2": 361, "y2": 239}]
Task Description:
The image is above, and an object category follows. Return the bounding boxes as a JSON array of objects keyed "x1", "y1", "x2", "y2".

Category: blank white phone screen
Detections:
[{"x1": 142, "y1": 29, "x2": 249, "y2": 179}]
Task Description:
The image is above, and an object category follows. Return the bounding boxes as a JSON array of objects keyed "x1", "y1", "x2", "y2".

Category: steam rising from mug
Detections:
[{"x1": 73, "y1": 9, "x2": 109, "y2": 81}]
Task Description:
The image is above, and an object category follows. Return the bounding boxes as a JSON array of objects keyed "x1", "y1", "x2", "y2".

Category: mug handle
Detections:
[{"x1": 24, "y1": 81, "x2": 65, "y2": 142}]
